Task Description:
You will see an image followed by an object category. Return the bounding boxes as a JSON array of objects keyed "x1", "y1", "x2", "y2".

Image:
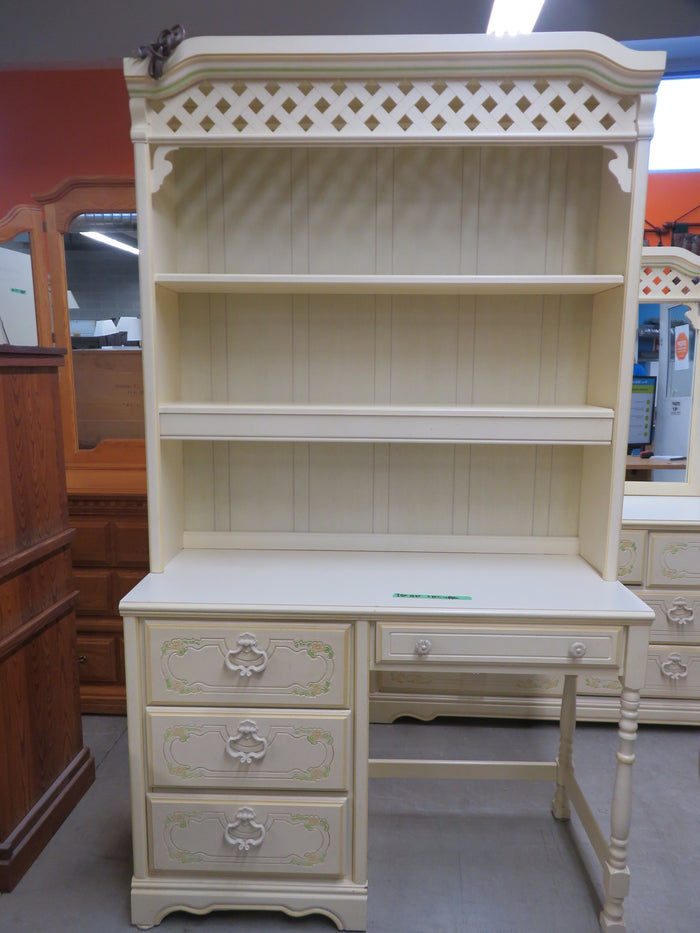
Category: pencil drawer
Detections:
[
  {"x1": 146, "y1": 622, "x2": 350, "y2": 707},
  {"x1": 148, "y1": 793, "x2": 349, "y2": 877},
  {"x1": 375, "y1": 623, "x2": 621, "y2": 668},
  {"x1": 147, "y1": 709, "x2": 352, "y2": 791}
]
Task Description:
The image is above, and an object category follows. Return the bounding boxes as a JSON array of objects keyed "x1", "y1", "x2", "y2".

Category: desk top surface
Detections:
[{"x1": 120, "y1": 549, "x2": 652, "y2": 622}]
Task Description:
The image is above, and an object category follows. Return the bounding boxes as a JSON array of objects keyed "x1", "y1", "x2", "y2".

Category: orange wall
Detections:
[
  {"x1": 0, "y1": 68, "x2": 133, "y2": 218},
  {"x1": 1, "y1": 66, "x2": 699, "y2": 243}
]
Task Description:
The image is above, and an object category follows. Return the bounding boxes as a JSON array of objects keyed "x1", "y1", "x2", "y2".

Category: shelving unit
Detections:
[{"x1": 120, "y1": 33, "x2": 663, "y2": 932}]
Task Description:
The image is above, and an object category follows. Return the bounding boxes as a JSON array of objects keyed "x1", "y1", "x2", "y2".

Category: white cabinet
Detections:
[{"x1": 121, "y1": 33, "x2": 663, "y2": 930}]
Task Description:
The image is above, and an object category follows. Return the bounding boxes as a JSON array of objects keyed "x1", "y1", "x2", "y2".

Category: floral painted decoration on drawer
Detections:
[{"x1": 148, "y1": 625, "x2": 349, "y2": 706}]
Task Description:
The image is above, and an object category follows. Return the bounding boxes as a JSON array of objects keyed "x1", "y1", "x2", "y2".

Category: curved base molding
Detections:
[{"x1": 130, "y1": 878, "x2": 368, "y2": 931}]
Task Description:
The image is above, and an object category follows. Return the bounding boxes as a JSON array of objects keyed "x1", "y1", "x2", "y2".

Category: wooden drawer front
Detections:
[
  {"x1": 643, "y1": 646, "x2": 700, "y2": 699},
  {"x1": 617, "y1": 531, "x2": 646, "y2": 584},
  {"x1": 113, "y1": 521, "x2": 149, "y2": 567},
  {"x1": 375, "y1": 623, "x2": 621, "y2": 669},
  {"x1": 146, "y1": 623, "x2": 350, "y2": 707},
  {"x1": 638, "y1": 590, "x2": 700, "y2": 645},
  {"x1": 73, "y1": 569, "x2": 113, "y2": 615},
  {"x1": 148, "y1": 710, "x2": 351, "y2": 791},
  {"x1": 648, "y1": 534, "x2": 700, "y2": 588},
  {"x1": 148, "y1": 793, "x2": 348, "y2": 877},
  {"x1": 76, "y1": 633, "x2": 121, "y2": 683},
  {"x1": 71, "y1": 519, "x2": 110, "y2": 566}
]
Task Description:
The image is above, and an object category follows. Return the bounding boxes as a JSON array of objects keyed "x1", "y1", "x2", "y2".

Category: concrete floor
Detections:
[{"x1": 1, "y1": 715, "x2": 698, "y2": 933}]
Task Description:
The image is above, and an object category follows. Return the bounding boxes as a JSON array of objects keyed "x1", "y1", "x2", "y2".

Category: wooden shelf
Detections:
[
  {"x1": 158, "y1": 403, "x2": 614, "y2": 444},
  {"x1": 155, "y1": 273, "x2": 624, "y2": 296}
]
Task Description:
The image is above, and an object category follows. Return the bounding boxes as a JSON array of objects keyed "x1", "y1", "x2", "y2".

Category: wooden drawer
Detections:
[
  {"x1": 648, "y1": 534, "x2": 700, "y2": 588},
  {"x1": 375, "y1": 623, "x2": 621, "y2": 669},
  {"x1": 146, "y1": 623, "x2": 351, "y2": 707},
  {"x1": 71, "y1": 519, "x2": 110, "y2": 566},
  {"x1": 148, "y1": 793, "x2": 348, "y2": 877},
  {"x1": 637, "y1": 590, "x2": 700, "y2": 645},
  {"x1": 76, "y1": 633, "x2": 121, "y2": 683},
  {"x1": 147, "y1": 710, "x2": 352, "y2": 791},
  {"x1": 617, "y1": 530, "x2": 646, "y2": 585},
  {"x1": 72, "y1": 569, "x2": 113, "y2": 615},
  {"x1": 642, "y1": 646, "x2": 700, "y2": 699}
]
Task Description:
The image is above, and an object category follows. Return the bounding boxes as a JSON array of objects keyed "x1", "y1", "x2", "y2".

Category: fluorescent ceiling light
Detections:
[
  {"x1": 487, "y1": 0, "x2": 546, "y2": 36},
  {"x1": 649, "y1": 77, "x2": 700, "y2": 171},
  {"x1": 81, "y1": 231, "x2": 139, "y2": 255}
]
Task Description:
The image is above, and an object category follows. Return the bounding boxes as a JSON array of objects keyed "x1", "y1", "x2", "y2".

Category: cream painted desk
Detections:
[{"x1": 121, "y1": 548, "x2": 652, "y2": 933}]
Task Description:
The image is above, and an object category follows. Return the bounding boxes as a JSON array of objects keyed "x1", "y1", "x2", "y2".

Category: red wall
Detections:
[
  {"x1": 646, "y1": 172, "x2": 700, "y2": 245},
  {"x1": 0, "y1": 68, "x2": 132, "y2": 218},
  {"x1": 1, "y1": 66, "x2": 699, "y2": 243}
]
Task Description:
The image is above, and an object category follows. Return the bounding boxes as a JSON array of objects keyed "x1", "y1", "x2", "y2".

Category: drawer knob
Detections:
[
  {"x1": 226, "y1": 720, "x2": 269, "y2": 764},
  {"x1": 414, "y1": 638, "x2": 433, "y2": 657},
  {"x1": 568, "y1": 642, "x2": 587, "y2": 659},
  {"x1": 224, "y1": 633, "x2": 269, "y2": 677},
  {"x1": 661, "y1": 652, "x2": 689, "y2": 681},
  {"x1": 666, "y1": 597, "x2": 695, "y2": 626},
  {"x1": 224, "y1": 806, "x2": 266, "y2": 851}
]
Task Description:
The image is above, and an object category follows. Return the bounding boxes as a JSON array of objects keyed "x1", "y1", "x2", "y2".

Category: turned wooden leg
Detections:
[
  {"x1": 552, "y1": 674, "x2": 576, "y2": 820},
  {"x1": 599, "y1": 686, "x2": 640, "y2": 933}
]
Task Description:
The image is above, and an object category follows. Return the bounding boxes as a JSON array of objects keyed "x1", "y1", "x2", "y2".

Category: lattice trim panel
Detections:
[
  {"x1": 640, "y1": 263, "x2": 700, "y2": 301},
  {"x1": 146, "y1": 75, "x2": 639, "y2": 142}
]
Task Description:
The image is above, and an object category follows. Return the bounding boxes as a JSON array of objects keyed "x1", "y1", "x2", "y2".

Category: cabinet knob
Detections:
[
  {"x1": 226, "y1": 720, "x2": 269, "y2": 764},
  {"x1": 414, "y1": 638, "x2": 433, "y2": 657},
  {"x1": 660, "y1": 652, "x2": 689, "y2": 681},
  {"x1": 224, "y1": 806, "x2": 266, "y2": 851},
  {"x1": 568, "y1": 641, "x2": 587, "y2": 659},
  {"x1": 78, "y1": 654, "x2": 88, "y2": 664},
  {"x1": 224, "y1": 633, "x2": 269, "y2": 677},
  {"x1": 666, "y1": 597, "x2": 695, "y2": 626}
]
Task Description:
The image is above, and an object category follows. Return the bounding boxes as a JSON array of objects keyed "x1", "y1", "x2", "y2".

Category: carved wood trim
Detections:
[
  {"x1": 0, "y1": 528, "x2": 75, "y2": 584},
  {"x1": 0, "y1": 591, "x2": 79, "y2": 663}
]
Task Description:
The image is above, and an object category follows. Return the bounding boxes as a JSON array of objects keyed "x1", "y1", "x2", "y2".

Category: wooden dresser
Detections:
[
  {"x1": 0, "y1": 346, "x2": 94, "y2": 891},
  {"x1": 69, "y1": 493, "x2": 148, "y2": 713}
]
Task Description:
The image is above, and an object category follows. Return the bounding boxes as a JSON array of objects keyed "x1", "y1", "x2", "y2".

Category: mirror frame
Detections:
[
  {"x1": 34, "y1": 176, "x2": 146, "y2": 495},
  {"x1": 627, "y1": 246, "x2": 700, "y2": 496},
  {"x1": 0, "y1": 203, "x2": 53, "y2": 347}
]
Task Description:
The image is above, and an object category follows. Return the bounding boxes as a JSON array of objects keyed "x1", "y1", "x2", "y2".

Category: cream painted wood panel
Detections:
[
  {"x1": 147, "y1": 710, "x2": 352, "y2": 790},
  {"x1": 146, "y1": 623, "x2": 350, "y2": 707},
  {"x1": 617, "y1": 530, "x2": 647, "y2": 585},
  {"x1": 180, "y1": 441, "x2": 584, "y2": 539},
  {"x1": 148, "y1": 794, "x2": 348, "y2": 876},
  {"x1": 648, "y1": 533, "x2": 700, "y2": 587},
  {"x1": 644, "y1": 646, "x2": 700, "y2": 698},
  {"x1": 637, "y1": 590, "x2": 700, "y2": 644},
  {"x1": 160, "y1": 146, "x2": 605, "y2": 278},
  {"x1": 375, "y1": 623, "x2": 621, "y2": 668}
]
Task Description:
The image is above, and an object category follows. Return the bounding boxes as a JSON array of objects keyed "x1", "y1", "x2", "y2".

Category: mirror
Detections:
[
  {"x1": 35, "y1": 177, "x2": 146, "y2": 495},
  {"x1": 64, "y1": 211, "x2": 143, "y2": 449},
  {"x1": 0, "y1": 205, "x2": 52, "y2": 348},
  {"x1": 626, "y1": 248, "x2": 700, "y2": 494}
]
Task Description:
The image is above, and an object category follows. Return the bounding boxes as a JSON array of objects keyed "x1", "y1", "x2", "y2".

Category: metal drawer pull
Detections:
[
  {"x1": 568, "y1": 642, "x2": 587, "y2": 659},
  {"x1": 661, "y1": 653, "x2": 689, "y2": 681},
  {"x1": 224, "y1": 806, "x2": 266, "y2": 851},
  {"x1": 666, "y1": 597, "x2": 695, "y2": 626},
  {"x1": 226, "y1": 720, "x2": 269, "y2": 764},
  {"x1": 414, "y1": 638, "x2": 433, "y2": 657},
  {"x1": 224, "y1": 633, "x2": 269, "y2": 677}
]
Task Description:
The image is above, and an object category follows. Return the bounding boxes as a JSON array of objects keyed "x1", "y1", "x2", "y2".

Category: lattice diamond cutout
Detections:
[{"x1": 147, "y1": 72, "x2": 641, "y2": 142}]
